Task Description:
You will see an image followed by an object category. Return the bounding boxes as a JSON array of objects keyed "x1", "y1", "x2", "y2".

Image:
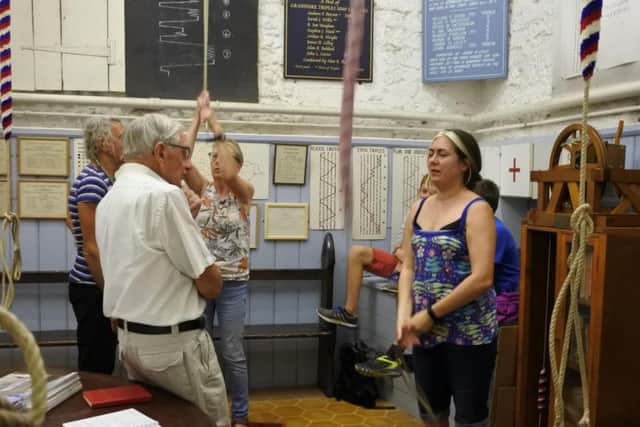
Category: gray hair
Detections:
[
  {"x1": 83, "y1": 117, "x2": 120, "y2": 162},
  {"x1": 122, "y1": 113, "x2": 183, "y2": 159}
]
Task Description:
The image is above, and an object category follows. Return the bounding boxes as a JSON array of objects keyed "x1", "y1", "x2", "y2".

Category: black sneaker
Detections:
[
  {"x1": 355, "y1": 344, "x2": 404, "y2": 378},
  {"x1": 316, "y1": 307, "x2": 358, "y2": 328}
]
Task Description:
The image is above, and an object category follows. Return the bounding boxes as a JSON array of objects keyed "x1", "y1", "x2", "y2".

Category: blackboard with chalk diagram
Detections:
[
  {"x1": 423, "y1": 0, "x2": 508, "y2": 82},
  {"x1": 125, "y1": 0, "x2": 258, "y2": 102}
]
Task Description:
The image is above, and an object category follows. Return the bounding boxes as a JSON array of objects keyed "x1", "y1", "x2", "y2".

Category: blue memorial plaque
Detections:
[
  {"x1": 423, "y1": 0, "x2": 508, "y2": 82},
  {"x1": 284, "y1": 0, "x2": 373, "y2": 81}
]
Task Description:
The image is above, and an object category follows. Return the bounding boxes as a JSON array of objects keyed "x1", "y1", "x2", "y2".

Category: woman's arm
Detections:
[
  {"x1": 78, "y1": 202, "x2": 104, "y2": 289},
  {"x1": 396, "y1": 200, "x2": 417, "y2": 341},
  {"x1": 429, "y1": 200, "x2": 496, "y2": 319},
  {"x1": 223, "y1": 173, "x2": 254, "y2": 207},
  {"x1": 199, "y1": 90, "x2": 223, "y2": 137},
  {"x1": 183, "y1": 93, "x2": 209, "y2": 195}
]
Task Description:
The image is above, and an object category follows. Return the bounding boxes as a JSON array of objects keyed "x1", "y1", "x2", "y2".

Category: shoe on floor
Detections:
[
  {"x1": 316, "y1": 306, "x2": 358, "y2": 328},
  {"x1": 355, "y1": 344, "x2": 404, "y2": 378}
]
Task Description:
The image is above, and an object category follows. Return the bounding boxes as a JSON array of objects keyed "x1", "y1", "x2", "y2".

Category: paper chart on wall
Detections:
[
  {"x1": 72, "y1": 138, "x2": 89, "y2": 178},
  {"x1": 352, "y1": 147, "x2": 388, "y2": 240},
  {"x1": 560, "y1": 0, "x2": 640, "y2": 78},
  {"x1": 598, "y1": 0, "x2": 640, "y2": 70},
  {"x1": 391, "y1": 148, "x2": 427, "y2": 246},
  {"x1": 191, "y1": 141, "x2": 270, "y2": 200},
  {"x1": 309, "y1": 145, "x2": 344, "y2": 230},
  {"x1": 190, "y1": 142, "x2": 212, "y2": 182}
]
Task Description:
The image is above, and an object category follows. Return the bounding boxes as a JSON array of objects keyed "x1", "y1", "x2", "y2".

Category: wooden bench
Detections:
[{"x1": 0, "y1": 233, "x2": 337, "y2": 396}]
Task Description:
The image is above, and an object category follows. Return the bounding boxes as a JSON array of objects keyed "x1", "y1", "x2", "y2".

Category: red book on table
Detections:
[{"x1": 82, "y1": 384, "x2": 152, "y2": 408}]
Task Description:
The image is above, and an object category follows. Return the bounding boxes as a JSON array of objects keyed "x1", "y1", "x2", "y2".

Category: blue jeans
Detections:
[{"x1": 205, "y1": 280, "x2": 249, "y2": 422}]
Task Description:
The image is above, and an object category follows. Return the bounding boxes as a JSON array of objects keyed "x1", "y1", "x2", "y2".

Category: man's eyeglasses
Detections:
[{"x1": 164, "y1": 142, "x2": 192, "y2": 159}]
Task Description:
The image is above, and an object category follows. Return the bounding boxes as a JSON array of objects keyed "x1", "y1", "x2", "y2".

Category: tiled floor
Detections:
[{"x1": 248, "y1": 388, "x2": 423, "y2": 427}]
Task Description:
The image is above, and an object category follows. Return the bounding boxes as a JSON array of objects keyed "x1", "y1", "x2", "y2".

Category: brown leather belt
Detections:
[{"x1": 117, "y1": 317, "x2": 204, "y2": 335}]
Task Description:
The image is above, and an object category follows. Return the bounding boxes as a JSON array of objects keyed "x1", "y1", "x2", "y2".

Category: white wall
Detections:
[
  {"x1": 15, "y1": 0, "x2": 640, "y2": 144},
  {"x1": 259, "y1": 0, "x2": 482, "y2": 114}
]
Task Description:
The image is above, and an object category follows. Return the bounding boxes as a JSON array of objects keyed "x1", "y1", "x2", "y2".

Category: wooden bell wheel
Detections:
[{"x1": 549, "y1": 123, "x2": 607, "y2": 170}]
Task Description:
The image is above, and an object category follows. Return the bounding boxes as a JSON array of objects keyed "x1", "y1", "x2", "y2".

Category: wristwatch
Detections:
[
  {"x1": 202, "y1": 133, "x2": 226, "y2": 142},
  {"x1": 426, "y1": 305, "x2": 441, "y2": 322}
]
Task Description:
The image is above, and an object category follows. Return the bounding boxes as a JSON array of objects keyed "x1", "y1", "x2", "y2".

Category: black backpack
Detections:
[{"x1": 334, "y1": 340, "x2": 379, "y2": 408}]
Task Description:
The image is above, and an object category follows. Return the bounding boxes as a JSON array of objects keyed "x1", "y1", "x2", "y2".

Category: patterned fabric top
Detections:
[
  {"x1": 68, "y1": 165, "x2": 112, "y2": 284},
  {"x1": 195, "y1": 183, "x2": 250, "y2": 281},
  {"x1": 412, "y1": 197, "x2": 497, "y2": 347}
]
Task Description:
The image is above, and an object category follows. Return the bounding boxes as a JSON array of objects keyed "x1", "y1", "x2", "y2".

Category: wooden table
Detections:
[{"x1": 44, "y1": 371, "x2": 210, "y2": 426}]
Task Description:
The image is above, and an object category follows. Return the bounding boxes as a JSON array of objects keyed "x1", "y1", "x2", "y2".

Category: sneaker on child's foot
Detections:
[
  {"x1": 316, "y1": 307, "x2": 359, "y2": 328},
  {"x1": 355, "y1": 344, "x2": 404, "y2": 378}
]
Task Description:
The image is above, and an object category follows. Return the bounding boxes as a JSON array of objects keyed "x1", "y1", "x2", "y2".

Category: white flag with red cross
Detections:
[{"x1": 499, "y1": 143, "x2": 532, "y2": 198}]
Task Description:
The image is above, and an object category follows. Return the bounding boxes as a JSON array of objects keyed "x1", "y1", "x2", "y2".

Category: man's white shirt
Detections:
[{"x1": 96, "y1": 163, "x2": 215, "y2": 325}]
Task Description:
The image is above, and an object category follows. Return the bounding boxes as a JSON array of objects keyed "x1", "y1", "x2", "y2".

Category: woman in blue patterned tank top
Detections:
[{"x1": 396, "y1": 129, "x2": 497, "y2": 427}]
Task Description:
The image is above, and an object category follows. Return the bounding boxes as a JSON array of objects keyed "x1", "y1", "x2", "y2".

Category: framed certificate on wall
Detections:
[
  {"x1": 18, "y1": 137, "x2": 70, "y2": 177},
  {"x1": 18, "y1": 180, "x2": 69, "y2": 219},
  {"x1": 273, "y1": 144, "x2": 308, "y2": 185},
  {"x1": 264, "y1": 203, "x2": 308, "y2": 240}
]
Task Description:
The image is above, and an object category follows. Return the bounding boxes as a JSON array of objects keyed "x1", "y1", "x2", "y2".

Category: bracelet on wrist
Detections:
[
  {"x1": 426, "y1": 305, "x2": 441, "y2": 322},
  {"x1": 202, "y1": 133, "x2": 226, "y2": 142}
]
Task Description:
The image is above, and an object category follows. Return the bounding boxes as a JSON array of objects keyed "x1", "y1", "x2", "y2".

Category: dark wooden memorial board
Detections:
[{"x1": 284, "y1": 0, "x2": 373, "y2": 81}]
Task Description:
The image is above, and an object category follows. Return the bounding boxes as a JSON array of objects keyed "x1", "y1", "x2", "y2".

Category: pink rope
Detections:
[{"x1": 339, "y1": 0, "x2": 365, "y2": 229}]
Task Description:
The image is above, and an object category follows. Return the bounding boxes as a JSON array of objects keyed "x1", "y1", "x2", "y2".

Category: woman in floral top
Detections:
[
  {"x1": 396, "y1": 129, "x2": 497, "y2": 427},
  {"x1": 185, "y1": 91, "x2": 254, "y2": 427}
]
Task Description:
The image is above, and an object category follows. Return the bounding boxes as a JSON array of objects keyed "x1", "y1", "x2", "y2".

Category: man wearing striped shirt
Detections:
[{"x1": 68, "y1": 117, "x2": 123, "y2": 374}]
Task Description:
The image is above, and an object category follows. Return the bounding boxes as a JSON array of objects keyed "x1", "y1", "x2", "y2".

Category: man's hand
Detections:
[{"x1": 182, "y1": 183, "x2": 202, "y2": 218}]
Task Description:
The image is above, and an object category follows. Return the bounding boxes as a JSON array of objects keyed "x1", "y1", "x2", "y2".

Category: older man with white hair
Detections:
[{"x1": 95, "y1": 113, "x2": 230, "y2": 426}]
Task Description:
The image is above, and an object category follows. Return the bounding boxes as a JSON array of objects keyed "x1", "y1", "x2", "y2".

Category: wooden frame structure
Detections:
[
  {"x1": 530, "y1": 123, "x2": 640, "y2": 230},
  {"x1": 517, "y1": 123, "x2": 640, "y2": 426}
]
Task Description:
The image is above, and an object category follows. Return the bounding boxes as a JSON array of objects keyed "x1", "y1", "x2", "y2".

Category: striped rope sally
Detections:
[
  {"x1": 579, "y1": 0, "x2": 602, "y2": 81},
  {"x1": 0, "y1": 0, "x2": 10, "y2": 140},
  {"x1": 339, "y1": 0, "x2": 365, "y2": 229}
]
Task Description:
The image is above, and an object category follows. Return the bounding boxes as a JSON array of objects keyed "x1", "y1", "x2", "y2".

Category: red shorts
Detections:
[{"x1": 365, "y1": 248, "x2": 399, "y2": 279}]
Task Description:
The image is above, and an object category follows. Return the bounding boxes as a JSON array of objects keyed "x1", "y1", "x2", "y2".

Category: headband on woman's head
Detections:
[{"x1": 432, "y1": 130, "x2": 477, "y2": 172}]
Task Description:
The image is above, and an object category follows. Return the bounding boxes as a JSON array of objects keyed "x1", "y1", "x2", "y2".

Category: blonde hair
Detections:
[
  {"x1": 419, "y1": 173, "x2": 430, "y2": 190},
  {"x1": 214, "y1": 139, "x2": 244, "y2": 166}
]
